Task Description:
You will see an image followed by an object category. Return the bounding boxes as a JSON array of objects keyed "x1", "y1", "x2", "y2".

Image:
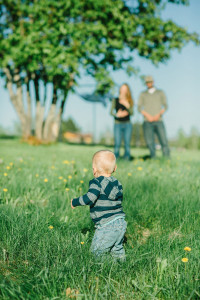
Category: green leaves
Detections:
[{"x1": 0, "y1": 0, "x2": 199, "y2": 98}]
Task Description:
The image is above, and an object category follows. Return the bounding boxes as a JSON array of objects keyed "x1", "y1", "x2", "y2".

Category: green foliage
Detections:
[
  {"x1": 170, "y1": 127, "x2": 200, "y2": 150},
  {"x1": 0, "y1": 140, "x2": 200, "y2": 299},
  {"x1": 0, "y1": 0, "x2": 199, "y2": 97},
  {"x1": 131, "y1": 122, "x2": 146, "y2": 147},
  {"x1": 61, "y1": 117, "x2": 81, "y2": 133}
]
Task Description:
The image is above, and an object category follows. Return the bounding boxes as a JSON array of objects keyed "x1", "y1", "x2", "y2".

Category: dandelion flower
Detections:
[
  {"x1": 71, "y1": 160, "x2": 75, "y2": 164},
  {"x1": 182, "y1": 258, "x2": 188, "y2": 263},
  {"x1": 81, "y1": 242, "x2": 84, "y2": 245},
  {"x1": 51, "y1": 166, "x2": 55, "y2": 169},
  {"x1": 83, "y1": 168, "x2": 88, "y2": 172},
  {"x1": 6, "y1": 166, "x2": 10, "y2": 170},
  {"x1": 66, "y1": 188, "x2": 70, "y2": 192},
  {"x1": 63, "y1": 179, "x2": 67, "y2": 182},
  {"x1": 58, "y1": 176, "x2": 63, "y2": 180},
  {"x1": 79, "y1": 187, "x2": 82, "y2": 191},
  {"x1": 184, "y1": 247, "x2": 191, "y2": 252},
  {"x1": 137, "y1": 167, "x2": 143, "y2": 171},
  {"x1": 35, "y1": 174, "x2": 39, "y2": 177},
  {"x1": 9, "y1": 162, "x2": 13, "y2": 166},
  {"x1": 128, "y1": 172, "x2": 132, "y2": 176},
  {"x1": 3, "y1": 188, "x2": 8, "y2": 192},
  {"x1": 80, "y1": 180, "x2": 84, "y2": 184},
  {"x1": 63, "y1": 160, "x2": 69, "y2": 164},
  {"x1": 68, "y1": 175, "x2": 72, "y2": 179},
  {"x1": 48, "y1": 225, "x2": 53, "y2": 229},
  {"x1": 4, "y1": 173, "x2": 8, "y2": 176},
  {"x1": 44, "y1": 178, "x2": 48, "y2": 182}
]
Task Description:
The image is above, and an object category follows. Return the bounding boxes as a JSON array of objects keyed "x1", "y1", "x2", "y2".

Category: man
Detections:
[{"x1": 138, "y1": 76, "x2": 170, "y2": 158}]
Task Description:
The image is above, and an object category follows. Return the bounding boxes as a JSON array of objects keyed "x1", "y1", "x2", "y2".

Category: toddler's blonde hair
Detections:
[{"x1": 92, "y1": 150, "x2": 116, "y2": 174}]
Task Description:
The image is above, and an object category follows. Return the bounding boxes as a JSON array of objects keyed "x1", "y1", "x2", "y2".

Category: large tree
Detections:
[{"x1": 0, "y1": 0, "x2": 199, "y2": 142}]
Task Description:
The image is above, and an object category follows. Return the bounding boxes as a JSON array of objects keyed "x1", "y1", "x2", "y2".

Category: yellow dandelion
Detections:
[
  {"x1": 4, "y1": 173, "x2": 8, "y2": 176},
  {"x1": 68, "y1": 175, "x2": 72, "y2": 179},
  {"x1": 65, "y1": 188, "x2": 70, "y2": 192},
  {"x1": 6, "y1": 166, "x2": 10, "y2": 170},
  {"x1": 182, "y1": 258, "x2": 188, "y2": 263},
  {"x1": 79, "y1": 187, "x2": 82, "y2": 191},
  {"x1": 9, "y1": 162, "x2": 13, "y2": 166},
  {"x1": 58, "y1": 176, "x2": 63, "y2": 180},
  {"x1": 19, "y1": 159, "x2": 23, "y2": 162},
  {"x1": 81, "y1": 242, "x2": 84, "y2": 245},
  {"x1": 44, "y1": 178, "x2": 48, "y2": 182},
  {"x1": 63, "y1": 179, "x2": 67, "y2": 182},
  {"x1": 3, "y1": 188, "x2": 8, "y2": 192},
  {"x1": 63, "y1": 160, "x2": 69, "y2": 164},
  {"x1": 83, "y1": 168, "x2": 88, "y2": 172},
  {"x1": 51, "y1": 166, "x2": 55, "y2": 169},
  {"x1": 184, "y1": 247, "x2": 191, "y2": 252},
  {"x1": 35, "y1": 174, "x2": 39, "y2": 177},
  {"x1": 80, "y1": 180, "x2": 84, "y2": 184},
  {"x1": 71, "y1": 160, "x2": 75, "y2": 164},
  {"x1": 137, "y1": 167, "x2": 143, "y2": 171},
  {"x1": 128, "y1": 172, "x2": 132, "y2": 176},
  {"x1": 48, "y1": 225, "x2": 53, "y2": 229}
]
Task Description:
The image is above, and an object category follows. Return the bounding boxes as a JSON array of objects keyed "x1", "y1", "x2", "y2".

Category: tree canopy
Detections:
[{"x1": 0, "y1": 0, "x2": 199, "y2": 141}]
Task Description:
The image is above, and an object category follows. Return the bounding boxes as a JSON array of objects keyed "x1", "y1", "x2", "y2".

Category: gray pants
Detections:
[
  {"x1": 143, "y1": 121, "x2": 170, "y2": 158},
  {"x1": 91, "y1": 218, "x2": 127, "y2": 260}
]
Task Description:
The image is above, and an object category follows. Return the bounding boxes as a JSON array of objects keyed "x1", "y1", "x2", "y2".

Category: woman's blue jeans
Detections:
[
  {"x1": 114, "y1": 122, "x2": 132, "y2": 159},
  {"x1": 143, "y1": 121, "x2": 170, "y2": 158}
]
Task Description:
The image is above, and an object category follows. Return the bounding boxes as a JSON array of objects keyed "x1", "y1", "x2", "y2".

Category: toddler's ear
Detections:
[
  {"x1": 93, "y1": 167, "x2": 97, "y2": 176},
  {"x1": 113, "y1": 165, "x2": 117, "y2": 173}
]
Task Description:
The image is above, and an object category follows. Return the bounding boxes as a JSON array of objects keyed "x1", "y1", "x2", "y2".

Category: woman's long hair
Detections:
[{"x1": 119, "y1": 83, "x2": 134, "y2": 107}]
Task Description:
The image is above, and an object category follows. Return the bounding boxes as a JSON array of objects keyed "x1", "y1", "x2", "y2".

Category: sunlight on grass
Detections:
[{"x1": 0, "y1": 140, "x2": 200, "y2": 299}]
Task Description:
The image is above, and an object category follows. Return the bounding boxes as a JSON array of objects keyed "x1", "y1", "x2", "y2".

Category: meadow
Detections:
[{"x1": 0, "y1": 139, "x2": 199, "y2": 300}]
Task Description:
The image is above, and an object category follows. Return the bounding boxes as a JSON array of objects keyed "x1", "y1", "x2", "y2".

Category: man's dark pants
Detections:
[{"x1": 143, "y1": 121, "x2": 170, "y2": 158}]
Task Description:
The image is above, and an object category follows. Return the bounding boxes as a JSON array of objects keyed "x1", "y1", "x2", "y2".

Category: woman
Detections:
[{"x1": 110, "y1": 83, "x2": 134, "y2": 160}]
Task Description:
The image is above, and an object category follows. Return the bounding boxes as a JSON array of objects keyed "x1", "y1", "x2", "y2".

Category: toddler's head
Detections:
[{"x1": 92, "y1": 150, "x2": 116, "y2": 177}]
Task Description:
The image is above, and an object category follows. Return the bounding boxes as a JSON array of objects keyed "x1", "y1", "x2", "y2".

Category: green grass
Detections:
[{"x1": 0, "y1": 139, "x2": 200, "y2": 299}]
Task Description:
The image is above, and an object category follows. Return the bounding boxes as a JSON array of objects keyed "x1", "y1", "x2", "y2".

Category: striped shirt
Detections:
[{"x1": 72, "y1": 176, "x2": 125, "y2": 226}]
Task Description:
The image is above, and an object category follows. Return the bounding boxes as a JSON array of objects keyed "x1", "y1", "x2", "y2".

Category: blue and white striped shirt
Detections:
[{"x1": 72, "y1": 176, "x2": 125, "y2": 226}]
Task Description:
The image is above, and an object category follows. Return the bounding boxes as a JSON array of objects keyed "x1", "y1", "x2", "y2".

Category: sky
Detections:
[{"x1": 0, "y1": 0, "x2": 200, "y2": 140}]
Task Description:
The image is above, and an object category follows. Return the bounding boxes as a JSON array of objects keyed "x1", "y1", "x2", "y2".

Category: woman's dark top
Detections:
[{"x1": 114, "y1": 98, "x2": 130, "y2": 122}]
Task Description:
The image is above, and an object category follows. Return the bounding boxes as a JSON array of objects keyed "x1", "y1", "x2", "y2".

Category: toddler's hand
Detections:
[{"x1": 71, "y1": 199, "x2": 75, "y2": 209}]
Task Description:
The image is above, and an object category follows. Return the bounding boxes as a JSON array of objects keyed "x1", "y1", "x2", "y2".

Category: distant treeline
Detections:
[
  {"x1": 1, "y1": 121, "x2": 200, "y2": 150},
  {"x1": 169, "y1": 128, "x2": 200, "y2": 150}
]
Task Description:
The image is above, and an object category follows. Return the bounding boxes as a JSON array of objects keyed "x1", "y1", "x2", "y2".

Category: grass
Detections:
[{"x1": 0, "y1": 139, "x2": 200, "y2": 299}]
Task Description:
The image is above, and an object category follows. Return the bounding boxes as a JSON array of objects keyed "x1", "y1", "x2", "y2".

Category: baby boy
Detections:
[{"x1": 71, "y1": 150, "x2": 127, "y2": 260}]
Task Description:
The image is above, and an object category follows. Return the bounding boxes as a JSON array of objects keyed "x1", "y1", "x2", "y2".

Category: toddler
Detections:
[{"x1": 71, "y1": 150, "x2": 127, "y2": 260}]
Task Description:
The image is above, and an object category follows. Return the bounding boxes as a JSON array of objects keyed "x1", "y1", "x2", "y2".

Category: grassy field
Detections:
[{"x1": 0, "y1": 139, "x2": 199, "y2": 299}]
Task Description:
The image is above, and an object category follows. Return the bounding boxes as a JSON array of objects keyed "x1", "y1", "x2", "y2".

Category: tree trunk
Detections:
[
  {"x1": 4, "y1": 68, "x2": 31, "y2": 138},
  {"x1": 51, "y1": 108, "x2": 62, "y2": 142},
  {"x1": 42, "y1": 105, "x2": 63, "y2": 142},
  {"x1": 35, "y1": 102, "x2": 45, "y2": 140},
  {"x1": 43, "y1": 104, "x2": 57, "y2": 142},
  {"x1": 26, "y1": 81, "x2": 32, "y2": 135}
]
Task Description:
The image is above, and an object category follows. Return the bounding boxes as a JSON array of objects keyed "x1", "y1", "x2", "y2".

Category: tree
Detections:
[
  {"x1": 61, "y1": 118, "x2": 81, "y2": 134},
  {"x1": 0, "y1": 0, "x2": 199, "y2": 142}
]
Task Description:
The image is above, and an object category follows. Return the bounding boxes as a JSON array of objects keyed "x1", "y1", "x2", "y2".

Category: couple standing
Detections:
[{"x1": 110, "y1": 76, "x2": 170, "y2": 160}]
